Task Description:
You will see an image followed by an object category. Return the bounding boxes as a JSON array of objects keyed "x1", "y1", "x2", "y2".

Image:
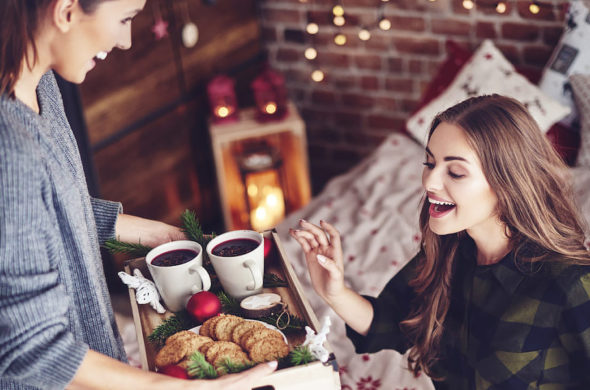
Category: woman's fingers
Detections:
[
  {"x1": 319, "y1": 220, "x2": 342, "y2": 254},
  {"x1": 289, "y1": 229, "x2": 312, "y2": 252},
  {"x1": 290, "y1": 228, "x2": 321, "y2": 248},
  {"x1": 299, "y1": 219, "x2": 330, "y2": 247}
]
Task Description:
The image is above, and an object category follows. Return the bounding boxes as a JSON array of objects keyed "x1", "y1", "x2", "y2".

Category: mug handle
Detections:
[
  {"x1": 189, "y1": 265, "x2": 211, "y2": 293},
  {"x1": 243, "y1": 259, "x2": 262, "y2": 291}
]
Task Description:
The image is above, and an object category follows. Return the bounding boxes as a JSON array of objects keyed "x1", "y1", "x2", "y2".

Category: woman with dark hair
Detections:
[
  {"x1": 291, "y1": 95, "x2": 590, "y2": 388},
  {"x1": 0, "y1": 0, "x2": 276, "y2": 389}
]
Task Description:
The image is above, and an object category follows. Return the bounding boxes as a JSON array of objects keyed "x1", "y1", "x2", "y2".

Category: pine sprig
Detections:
[
  {"x1": 181, "y1": 209, "x2": 214, "y2": 248},
  {"x1": 288, "y1": 345, "x2": 316, "y2": 365},
  {"x1": 263, "y1": 273, "x2": 288, "y2": 288},
  {"x1": 217, "y1": 358, "x2": 255, "y2": 375},
  {"x1": 103, "y1": 239, "x2": 152, "y2": 257},
  {"x1": 217, "y1": 291, "x2": 240, "y2": 314},
  {"x1": 186, "y1": 351, "x2": 218, "y2": 379},
  {"x1": 147, "y1": 311, "x2": 196, "y2": 347}
]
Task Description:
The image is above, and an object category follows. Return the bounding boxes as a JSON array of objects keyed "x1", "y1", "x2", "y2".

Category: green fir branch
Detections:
[
  {"x1": 217, "y1": 291, "x2": 240, "y2": 314},
  {"x1": 263, "y1": 273, "x2": 288, "y2": 288},
  {"x1": 147, "y1": 311, "x2": 196, "y2": 347},
  {"x1": 288, "y1": 345, "x2": 316, "y2": 365},
  {"x1": 181, "y1": 209, "x2": 214, "y2": 247},
  {"x1": 103, "y1": 239, "x2": 152, "y2": 257},
  {"x1": 217, "y1": 358, "x2": 255, "y2": 375},
  {"x1": 186, "y1": 351, "x2": 218, "y2": 379}
]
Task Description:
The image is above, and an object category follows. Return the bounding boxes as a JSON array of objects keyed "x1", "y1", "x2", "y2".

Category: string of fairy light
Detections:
[{"x1": 298, "y1": 0, "x2": 557, "y2": 82}]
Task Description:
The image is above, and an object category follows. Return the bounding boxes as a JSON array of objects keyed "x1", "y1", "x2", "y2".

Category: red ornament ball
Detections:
[
  {"x1": 186, "y1": 291, "x2": 221, "y2": 323},
  {"x1": 264, "y1": 237, "x2": 273, "y2": 258},
  {"x1": 158, "y1": 364, "x2": 189, "y2": 379}
]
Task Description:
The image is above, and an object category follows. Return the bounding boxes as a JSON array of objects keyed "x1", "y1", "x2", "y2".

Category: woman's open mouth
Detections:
[{"x1": 428, "y1": 198, "x2": 456, "y2": 218}]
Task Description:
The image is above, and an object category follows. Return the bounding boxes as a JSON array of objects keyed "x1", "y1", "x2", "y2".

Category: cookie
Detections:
[
  {"x1": 165, "y1": 330, "x2": 195, "y2": 345},
  {"x1": 199, "y1": 341, "x2": 216, "y2": 355},
  {"x1": 200, "y1": 315, "x2": 223, "y2": 338},
  {"x1": 213, "y1": 315, "x2": 244, "y2": 341},
  {"x1": 155, "y1": 340, "x2": 188, "y2": 368},
  {"x1": 241, "y1": 327, "x2": 284, "y2": 351},
  {"x1": 212, "y1": 349, "x2": 251, "y2": 368},
  {"x1": 184, "y1": 334, "x2": 214, "y2": 358},
  {"x1": 231, "y1": 320, "x2": 265, "y2": 345},
  {"x1": 205, "y1": 341, "x2": 243, "y2": 363},
  {"x1": 248, "y1": 337, "x2": 289, "y2": 363}
]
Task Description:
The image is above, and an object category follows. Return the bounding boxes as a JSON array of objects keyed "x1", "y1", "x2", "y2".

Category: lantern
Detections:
[
  {"x1": 207, "y1": 75, "x2": 238, "y2": 123},
  {"x1": 251, "y1": 68, "x2": 288, "y2": 122},
  {"x1": 238, "y1": 142, "x2": 286, "y2": 231}
]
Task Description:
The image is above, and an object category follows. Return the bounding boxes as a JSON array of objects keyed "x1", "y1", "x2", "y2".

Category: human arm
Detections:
[
  {"x1": 67, "y1": 350, "x2": 277, "y2": 390},
  {"x1": 289, "y1": 220, "x2": 374, "y2": 335},
  {"x1": 290, "y1": 219, "x2": 417, "y2": 354},
  {"x1": 114, "y1": 213, "x2": 186, "y2": 248}
]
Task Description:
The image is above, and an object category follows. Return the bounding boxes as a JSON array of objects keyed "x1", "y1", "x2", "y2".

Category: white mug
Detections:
[
  {"x1": 206, "y1": 230, "x2": 264, "y2": 300},
  {"x1": 146, "y1": 240, "x2": 211, "y2": 312}
]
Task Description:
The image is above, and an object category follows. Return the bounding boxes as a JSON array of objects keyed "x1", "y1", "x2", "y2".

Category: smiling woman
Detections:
[
  {"x1": 0, "y1": 1, "x2": 277, "y2": 389},
  {"x1": 290, "y1": 95, "x2": 590, "y2": 388}
]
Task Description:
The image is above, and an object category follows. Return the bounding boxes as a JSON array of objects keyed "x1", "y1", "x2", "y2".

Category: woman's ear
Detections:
[{"x1": 53, "y1": 0, "x2": 79, "y2": 33}]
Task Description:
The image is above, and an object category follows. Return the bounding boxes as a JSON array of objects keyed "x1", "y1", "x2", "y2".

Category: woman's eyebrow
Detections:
[{"x1": 424, "y1": 147, "x2": 470, "y2": 163}]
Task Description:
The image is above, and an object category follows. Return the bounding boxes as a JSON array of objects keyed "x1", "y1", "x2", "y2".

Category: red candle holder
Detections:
[
  {"x1": 251, "y1": 67, "x2": 288, "y2": 122},
  {"x1": 207, "y1": 75, "x2": 238, "y2": 124}
]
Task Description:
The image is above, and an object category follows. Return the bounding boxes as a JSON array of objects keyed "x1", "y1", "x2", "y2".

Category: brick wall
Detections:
[{"x1": 257, "y1": 0, "x2": 567, "y2": 193}]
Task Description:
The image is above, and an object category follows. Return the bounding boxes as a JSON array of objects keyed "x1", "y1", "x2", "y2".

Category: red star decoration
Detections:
[
  {"x1": 485, "y1": 53, "x2": 493, "y2": 60},
  {"x1": 152, "y1": 18, "x2": 169, "y2": 40}
]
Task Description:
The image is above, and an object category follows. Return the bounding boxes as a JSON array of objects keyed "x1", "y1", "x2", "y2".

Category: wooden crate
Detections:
[{"x1": 123, "y1": 230, "x2": 341, "y2": 389}]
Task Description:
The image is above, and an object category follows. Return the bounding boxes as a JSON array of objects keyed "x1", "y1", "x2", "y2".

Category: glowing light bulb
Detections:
[
  {"x1": 378, "y1": 18, "x2": 391, "y2": 31},
  {"x1": 266, "y1": 193, "x2": 278, "y2": 207},
  {"x1": 247, "y1": 184, "x2": 258, "y2": 197},
  {"x1": 255, "y1": 206, "x2": 267, "y2": 221},
  {"x1": 306, "y1": 22, "x2": 319, "y2": 35},
  {"x1": 264, "y1": 102, "x2": 277, "y2": 115},
  {"x1": 462, "y1": 0, "x2": 474, "y2": 9},
  {"x1": 311, "y1": 70, "x2": 324, "y2": 82},
  {"x1": 332, "y1": 5, "x2": 344, "y2": 16},
  {"x1": 428, "y1": 0, "x2": 437, "y2": 2},
  {"x1": 529, "y1": 2, "x2": 540, "y2": 14},
  {"x1": 333, "y1": 15, "x2": 345, "y2": 26},
  {"x1": 216, "y1": 106, "x2": 229, "y2": 118},
  {"x1": 358, "y1": 28, "x2": 371, "y2": 41},
  {"x1": 304, "y1": 47, "x2": 317, "y2": 60},
  {"x1": 334, "y1": 33, "x2": 347, "y2": 45},
  {"x1": 496, "y1": 2, "x2": 507, "y2": 13}
]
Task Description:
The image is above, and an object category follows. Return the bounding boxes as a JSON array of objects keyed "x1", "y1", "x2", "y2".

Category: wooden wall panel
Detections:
[{"x1": 78, "y1": 0, "x2": 263, "y2": 232}]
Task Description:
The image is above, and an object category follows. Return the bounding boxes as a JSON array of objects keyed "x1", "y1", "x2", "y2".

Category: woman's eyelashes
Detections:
[
  {"x1": 121, "y1": 17, "x2": 133, "y2": 25},
  {"x1": 422, "y1": 161, "x2": 465, "y2": 179}
]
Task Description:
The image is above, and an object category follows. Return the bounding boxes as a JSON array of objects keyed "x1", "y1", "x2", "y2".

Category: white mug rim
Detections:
[
  {"x1": 206, "y1": 230, "x2": 262, "y2": 260},
  {"x1": 146, "y1": 240, "x2": 202, "y2": 267}
]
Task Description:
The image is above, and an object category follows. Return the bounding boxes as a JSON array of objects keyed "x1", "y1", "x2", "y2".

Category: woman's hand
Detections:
[
  {"x1": 289, "y1": 220, "x2": 345, "y2": 304},
  {"x1": 194, "y1": 361, "x2": 277, "y2": 390},
  {"x1": 114, "y1": 214, "x2": 186, "y2": 247}
]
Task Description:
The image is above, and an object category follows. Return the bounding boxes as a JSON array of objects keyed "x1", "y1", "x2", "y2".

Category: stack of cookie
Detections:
[{"x1": 154, "y1": 314, "x2": 289, "y2": 373}]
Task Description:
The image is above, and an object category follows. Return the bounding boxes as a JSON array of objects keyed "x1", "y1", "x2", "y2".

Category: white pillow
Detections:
[
  {"x1": 406, "y1": 39, "x2": 571, "y2": 146},
  {"x1": 539, "y1": 0, "x2": 590, "y2": 125}
]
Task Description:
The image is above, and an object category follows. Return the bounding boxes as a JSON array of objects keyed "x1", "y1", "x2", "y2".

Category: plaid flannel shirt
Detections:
[{"x1": 347, "y1": 238, "x2": 590, "y2": 389}]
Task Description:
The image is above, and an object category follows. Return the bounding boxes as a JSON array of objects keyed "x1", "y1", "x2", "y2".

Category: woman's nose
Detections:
[
  {"x1": 116, "y1": 26, "x2": 133, "y2": 50},
  {"x1": 422, "y1": 168, "x2": 442, "y2": 192}
]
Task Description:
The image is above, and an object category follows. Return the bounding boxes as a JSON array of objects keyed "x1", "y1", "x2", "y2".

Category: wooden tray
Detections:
[{"x1": 123, "y1": 230, "x2": 341, "y2": 389}]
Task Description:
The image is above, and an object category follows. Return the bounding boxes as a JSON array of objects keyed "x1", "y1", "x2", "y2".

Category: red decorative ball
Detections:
[
  {"x1": 186, "y1": 291, "x2": 221, "y2": 324},
  {"x1": 264, "y1": 237, "x2": 273, "y2": 258},
  {"x1": 158, "y1": 364, "x2": 189, "y2": 379}
]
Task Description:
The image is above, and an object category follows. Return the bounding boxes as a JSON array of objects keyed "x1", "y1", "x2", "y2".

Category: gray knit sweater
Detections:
[{"x1": 0, "y1": 72, "x2": 127, "y2": 389}]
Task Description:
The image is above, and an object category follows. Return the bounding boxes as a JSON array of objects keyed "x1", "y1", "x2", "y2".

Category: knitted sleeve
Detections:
[
  {"x1": 90, "y1": 197, "x2": 123, "y2": 244},
  {"x1": 0, "y1": 123, "x2": 88, "y2": 389}
]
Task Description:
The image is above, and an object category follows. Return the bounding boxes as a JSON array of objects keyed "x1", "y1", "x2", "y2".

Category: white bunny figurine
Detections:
[
  {"x1": 118, "y1": 269, "x2": 166, "y2": 314},
  {"x1": 302, "y1": 316, "x2": 332, "y2": 363}
]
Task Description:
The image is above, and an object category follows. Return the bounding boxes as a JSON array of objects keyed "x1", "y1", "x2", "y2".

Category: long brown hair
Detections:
[
  {"x1": 400, "y1": 94, "x2": 590, "y2": 377},
  {"x1": 0, "y1": 0, "x2": 107, "y2": 97}
]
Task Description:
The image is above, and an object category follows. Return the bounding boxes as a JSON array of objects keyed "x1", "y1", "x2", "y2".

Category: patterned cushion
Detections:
[
  {"x1": 539, "y1": 0, "x2": 590, "y2": 125},
  {"x1": 406, "y1": 40, "x2": 571, "y2": 146},
  {"x1": 570, "y1": 73, "x2": 590, "y2": 167}
]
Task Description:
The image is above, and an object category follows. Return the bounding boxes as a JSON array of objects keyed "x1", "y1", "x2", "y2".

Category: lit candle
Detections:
[{"x1": 264, "y1": 102, "x2": 277, "y2": 115}]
